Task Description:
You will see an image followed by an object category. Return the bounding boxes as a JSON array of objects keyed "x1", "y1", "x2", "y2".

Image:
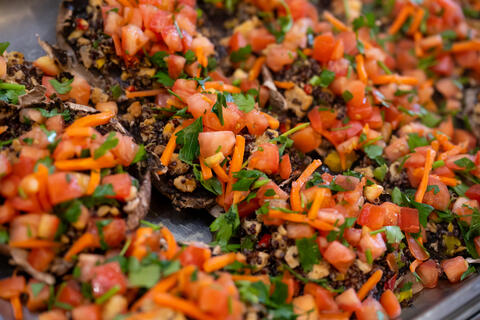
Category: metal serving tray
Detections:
[{"x1": 1, "y1": 0, "x2": 480, "y2": 319}]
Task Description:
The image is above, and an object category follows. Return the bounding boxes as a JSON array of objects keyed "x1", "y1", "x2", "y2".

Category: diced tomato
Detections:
[
  {"x1": 187, "y1": 93, "x2": 214, "y2": 119},
  {"x1": 286, "y1": 223, "x2": 315, "y2": 239},
  {"x1": 327, "y1": 58, "x2": 349, "y2": 77},
  {"x1": 265, "y1": 45, "x2": 296, "y2": 72},
  {"x1": 47, "y1": 172, "x2": 84, "y2": 205},
  {"x1": 0, "y1": 202, "x2": 17, "y2": 224},
  {"x1": 279, "y1": 154, "x2": 292, "y2": 179},
  {"x1": 238, "y1": 198, "x2": 260, "y2": 218},
  {"x1": 12, "y1": 155, "x2": 36, "y2": 178},
  {"x1": 291, "y1": 126, "x2": 322, "y2": 153},
  {"x1": 245, "y1": 109, "x2": 269, "y2": 136},
  {"x1": 256, "y1": 181, "x2": 289, "y2": 205},
  {"x1": 453, "y1": 129, "x2": 477, "y2": 150},
  {"x1": 358, "y1": 233, "x2": 386, "y2": 262},
  {"x1": 293, "y1": 294, "x2": 318, "y2": 319},
  {"x1": 0, "y1": 154, "x2": 11, "y2": 178},
  {"x1": 37, "y1": 214, "x2": 60, "y2": 240},
  {"x1": 441, "y1": 256, "x2": 469, "y2": 283},
  {"x1": 166, "y1": 54, "x2": 186, "y2": 79},
  {"x1": 431, "y1": 54, "x2": 454, "y2": 76},
  {"x1": 0, "y1": 276, "x2": 25, "y2": 299},
  {"x1": 9, "y1": 214, "x2": 41, "y2": 242},
  {"x1": 308, "y1": 107, "x2": 338, "y2": 133},
  {"x1": 398, "y1": 207, "x2": 420, "y2": 233},
  {"x1": 103, "y1": 11, "x2": 123, "y2": 36},
  {"x1": 72, "y1": 304, "x2": 102, "y2": 320},
  {"x1": 161, "y1": 25, "x2": 183, "y2": 52},
  {"x1": 33, "y1": 56, "x2": 60, "y2": 76},
  {"x1": 416, "y1": 259, "x2": 439, "y2": 288},
  {"x1": 69, "y1": 74, "x2": 91, "y2": 105},
  {"x1": 172, "y1": 79, "x2": 197, "y2": 101},
  {"x1": 358, "y1": 204, "x2": 385, "y2": 230},
  {"x1": 344, "y1": 227, "x2": 362, "y2": 246},
  {"x1": 121, "y1": 24, "x2": 149, "y2": 56},
  {"x1": 9, "y1": 195, "x2": 42, "y2": 213},
  {"x1": 337, "y1": 31, "x2": 358, "y2": 55},
  {"x1": 198, "y1": 131, "x2": 236, "y2": 158},
  {"x1": 28, "y1": 248, "x2": 55, "y2": 272},
  {"x1": 102, "y1": 173, "x2": 132, "y2": 200},
  {"x1": 56, "y1": 280, "x2": 83, "y2": 308},
  {"x1": 406, "y1": 234, "x2": 429, "y2": 261},
  {"x1": 304, "y1": 283, "x2": 339, "y2": 312},
  {"x1": 452, "y1": 197, "x2": 479, "y2": 224},
  {"x1": 229, "y1": 32, "x2": 248, "y2": 52},
  {"x1": 356, "y1": 297, "x2": 388, "y2": 320},
  {"x1": 179, "y1": 245, "x2": 211, "y2": 268},
  {"x1": 198, "y1": 284, "x2": 230, "y2": 317},
  {"x1": 91, "y1": 262, "x2": 127, "y2": 298},
  {"x1": 27, "y1": 279, "x2": 51, "y2": 311},
  {"x1": 344, "y1": 80, "x2": 366, "y2": 108},
  {"x1": 46, "y1": 115, "x2": 64, "y2": 134},
  {"x1": 466, "y1": 184, "x2": 480, "y2": 202},
  {"x1": 249, "y1": 143, "x2": 280, "y2": 175},
  {"x1": 313, "y1": 33, "x2": 336, "y2": 63},
  {"x1": 380, "y1": 202, "x2": 400, "y2": 226},
  {"x1": 422, "y1": 177, "x2": 450, "y2": 211},
  {"x1": 111, "y1": 133, "x2": 139, "y2": 166},
  {"x1": 99, "y1": 219, "x2": 127, "y2": 248},
  {"x1": 446, "y1": 154, "x2": 475, "y2": 171},
  {"x1": 323, "y1": 240, "x2": 355, "y2": 273},
  {"x1": 38, "y1": 310, "x2": 67, "y2": 320},
  {"x1": 249, "y1": 28, "x2": 276, "y2": 53},
  {"x1": 42, "y1": 76, "x2": 68, "y2": 100},
  {"x1": 335, "y1": 288, "x2": 362, "y2": 312},
  {"x1": 380, "y1": 289, "x2": 401, "y2": 318},
  {"x1": 347, "y1": 100, "x2": 372, "y2": 121},
  {"x1": 364, "y1": 107, "x2": 383, "y2": 129}
]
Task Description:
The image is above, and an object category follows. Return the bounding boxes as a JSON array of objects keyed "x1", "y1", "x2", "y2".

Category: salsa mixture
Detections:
[{"x1": 1, "y1": 0, "x2": 480, "y2": 319}]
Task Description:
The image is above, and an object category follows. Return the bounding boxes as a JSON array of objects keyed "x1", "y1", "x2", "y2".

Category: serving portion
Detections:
[{"x1": 1, "y1": 0, "x2": 480, "y2": 319}]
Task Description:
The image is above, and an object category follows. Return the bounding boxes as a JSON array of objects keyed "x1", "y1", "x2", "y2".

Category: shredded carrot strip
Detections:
[
  {"x1": 307, "y1": 189, "x2": 325, "y2": 220},
  {"x1": 176, "y1": 265, "x2": 197, "y2": 292},
  {"x1": 373, "y1": 74, "x2": 418, "y2": 86},
  {"x1": 388, "y1": 5, "x2": 414, "y2": 35},
  {"x1": 65, "y1": 233, "x2": 99, "y2": 261},
  {"x1": 410, "y1": 259, "x2": 422, "y2": 273},
  {"x1": 407, "y1": 8, "x2": 425, "y2": 35},
  {"x1": 355, "y1": 54, "x2": 368, "y2": 84},
  {"x1": 231, "y1": 274, "x2": 270, "y2": 284},
  {"x1": 323, "y1": 11, "x2": 350, "y2": 32},
  {"x1": 226, "y1": 135, "x2": 246, "y2": 193},
  {"x1": 35, "y1": 164, "x2": 52, "y2": 212},
  {"x1": 160, "y1": 227, "x2": 178, "y2": 260},
  {"x1": 451, "y1": 40, "x2": 480, "y2": 52},
  {"x1": 65, "y1": 126, "x2": 95, "y2": 138},
  {"x1": 438, "y1": 142, "x2": 468, "y2": 161},
  {"x1": 357, "y1": 269, "x2": 383, "y2": 300},
  {"x1": 212, "y1": 163, "x2": 229, "y2": 183},
  {"x1": 415, "y1": 148, "x2": 435, "y2": 203},
  {"x1": 118, "y1": 0, "x2": 134, "y2": 7},
  {"x1": 268, "y1": 210, "x2": 309, "y2": 223},
  {"x1": 166, "y1": 97, "x2": 185, "y2": 109},
  {"x1": 153, "y1": 293, "x2": 216, "y2": 320},
  {"x1": 431, "y1": 140, "x2": 440, "y2": 153},
  {"x1": 290, "y1": 160, "x2": 322, "y2": 212},
  {"x1": 420, "y1": 34, "x2": 443, "y2": 50},
  {"x1": 9, "y1": 240, "x2": 60, "y2": 248},
  {"x1": 434, "y1": 131, "x2": 455, "y2": 151},
  {"x1": 199, "y1": 157, "x2": 213, "y2": 180},
  {"x1": 68, "y1": 111, "x2": 115, "y2": 129},
  {"x1": 131, "y1": 274, "x2": 178, "y2": 311},
  {"x1": 10, "y1": 296, "x2": 22, "y2": 320},
  {"x1": 203, "y1": 252, "x2": 237, "y2": 273},
  {"x1": 86, "y1": 169, "x2": 100, "y2": 195},
  {"x1": 125, "y1": 89, "x2": 165, "y2": 99},
  {"x1": 308, "y1": 219, "x2": 336, "y2": 231},
  {"x1": 261, "y1": 112, "x2": 280, "y2": 130},
  {"x1": 221, "y1": 84, "x2": 242, "y2": 94},
  {"x1": 431, "y1": 175, "x2": 459, "y2": 187},
  {"x1": 274, "y1": 81, "x2": 295, "y2": 89},
  {"x1": 302, "y1": 48, "x2": 312, "y2": 56},
  {"x1": 248, "y1": 57, "x2": 266, "y2": 81},
  {"x1": 55, "y1": 157, "x2": 117, "y2": 171},
  {"x1": 195, "y1": 46, "x2": 208, "y2": 68},
  {"x1": 160, "y1": 127, "x2": 182, "y2": 167},
  {"x1": 414, "y1": 32, "x2": 424, "y2": 57}
]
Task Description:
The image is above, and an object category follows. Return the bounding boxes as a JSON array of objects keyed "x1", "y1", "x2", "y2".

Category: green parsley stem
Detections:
[
  {"x1": 377, "y1": 61, "x2": 392, "y2": 75},
  {"x1": 0, "y1": 82, "x2": 25, "y2": 90},
  {"x1": 330, "y1": 125, "x2": 352, "y2": 132},
  {"x1": 95, "y1": 285, "x2": 120, "y2": 304},
  {"x1": 277, "y1": 122, "x2": 310, "y2": 139}
]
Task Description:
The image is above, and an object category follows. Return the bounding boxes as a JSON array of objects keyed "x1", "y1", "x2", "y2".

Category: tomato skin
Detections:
[
  {"x1": 102, "y1": 173, "x2": 132, "y2": 200},
  {"x1": 28, "y1": 248, "x2": 55, "y2": 272},
  {"x1": 398, "y1": 207, "x2": 420, "y2": 233},
  {"x1": 286, "y1": 223, "x2": 315, "y2": 239},
  {"x1": 335, "y1": 288, "x2": 362, "y2": 312},
  {"x1": 0, "y1": 276, "x2": 25, "y2": 299},
  {"x1": 358, "y1": 204, "x2": 385, "y2": 230},
  {"x1": 47, "y1": 172, "x2": 84, "y2": 205},
  {"x1": 406, "y1": 234, "x2": 429, "y2": 261},
  {"x1": 265, "y1": 45, "x2": 296, "y2": 72},
  {"x1": 323, "y1": 240, "x2": 356, "y2": 274},
  {"x1": 416, "y1": 259, "x2": 439, "y2": 288},
  {"x1": 279, "y1": 154, "x2": 292, "y2": 179},
  {"x1": 91, "y1": 262, "x2": 127, "y2": 298},
  {"x1": 380, "y1": 289, "x2": 401, "y2": 318},
  {"x1": 249, "y1": 143, "x2": 280, "y2": 175},
  {"x1": 313, "y1": 33, "x2": 336, "y2": 63},
  {"x1": 112, "y1": 133, "x2": 139, "y2": 166},
  {"x1": 56, "y1": 280, "x2": 84, "y2": 308},
  {"x1": 72, "y1": 304, "x2": 102, "y2": 320},
  {"x1": 27, "y1": 279, "x2": 51, "y2": 311},
  {"x1": 12, "y1": 156, "x2": 36, "y2": 178},
  {"x1": 441, "y1": 256, "x2": 469, "y2": 283},
  {"x1": 466, "y1": 185, "x2": 480, "y2": 202},
  {"x1": 291, "y1": 126, "x2": 322, "y2": 153},
  {"x1": 179, "y1": 245, "x2": 211, "y2": 268},
  {"x1": 121, "y1": 24, "x2": 149, "y2": 56}
]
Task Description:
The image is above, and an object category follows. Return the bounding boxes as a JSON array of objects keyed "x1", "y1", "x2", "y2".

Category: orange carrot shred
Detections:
[
  {"x1": 388, "y1": 5, "x2": 414, "y2": 35},
  {"x1": 261, "y1": 112, "x2": 280, "y2": 130},
  {"x1": 118, "y1": 0, "x2": 135, "y2": 7},
  {"x1": 199, "y1": 157, "x2": 213, "y2": 180},
  {"x1": 160, "y1": 227, "x2": 178, "y2": 260},
  {"x1": 55, "y1": 157, "x2": 117, "y2": 171},
  {"x1": 414, "y1": 32, "x2": 424, "y2": 57},
  {"x1": 125, "y1": 89, "x2": 165, "y2": 99},
  {"x1": 203, "y1": 252, "x2": 237, "y2": 273},
  {"x1": 153, "y1": 293, "x2": 216, "y2": 320},
  {"x1": 308, "y1": 219, "x2": 336, "y2": 231},
  {"x1": 10, "y1": 296, "x2": 22, "y2": 320},
  {"x1": 373, "y1": 74, "x2": 418, "y2": 86},
  {"x1": 86, "y1": 169, "x2": 101, "y2": 195},
  {"x1": 9, "y1": 240, "x2": 60, "y2": 248},
  {"x1": 415, "y1": 148, "x2": 435, "y2": 203},
  {"x1": 231, "y1": 274, "x2": 270, "y2": 284},
  {"x1": 323, "y1": 11, "x2": 350, "y2": 32},
  {"x1": 131, "y1": 273, "x2": 178, "y2": 312},
  {"x1": 451, "y1": 40, "x2": 480, "y2": 53},
  {"x1": 212, "y1": 163, "x2": 229, "y2": 183},
  {"x1": 195, "y1": 46, "x2": 208, "y2": 68},
  {"x1": 160, "y1": 127, "x2": 182, "y2": 167},
  {"x1": 68, "y1": 111, "x2": 115, "y2": 129},
  {"x1": 407, "y1": 8, "x2": 425, "y2": 35},
  {"x1": 274, "y1": 81, "x2": 295, "y2": 89},
  {"x1": 290, "y1": 159, "x2": 322, "y2": 212},
  {"x1": 307, "y1": 188, "x2": 325, "y2": 220},
  {"x1": 249, "y1": 57, "x2": 266, "y2": 81},
  {"x1": 358, "y1": 269, "x2": 383, "y2": 300},
  {"x1": 64, "y1": 127, "x2": 95, "y2": 138},
  {"x1": 65, "y1": 233, "x2": 99, "y2": 261},
  {"x1": 355, "y1": 54, "x2": 368, "y2": 84}
]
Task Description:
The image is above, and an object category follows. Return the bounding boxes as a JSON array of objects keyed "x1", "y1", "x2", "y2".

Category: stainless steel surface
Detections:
[{"x1": 0, "y1": 0, "x2": 479, "y2": 319}]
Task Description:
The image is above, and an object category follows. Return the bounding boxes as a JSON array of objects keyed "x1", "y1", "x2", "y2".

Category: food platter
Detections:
[{"x1": 2, "y1": 0, "x2": 480, "y2": 319}]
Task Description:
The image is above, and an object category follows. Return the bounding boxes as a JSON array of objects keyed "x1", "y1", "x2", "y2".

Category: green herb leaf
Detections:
[
  {"x1": 176, "y1": 117, "x2": 203, "y2": 163},
  {"x1": 94, "y1": 132, "x2": 119, "y2": 159},
  {"x1": 454, "y1": 157, "x2": 476, "y2": 172},
  {"x1": 0, "y1": 229, "x2": 9, "y2": 244},
  {"x1": 461, "y1": 266, "x2": 476, "y2": 281},
  {"x1": 95, "y1": 285, "x2": 120, "y2": 304},
  {"x1": 210, "y1": 204, "x2": 240, "y2": 251},
  {"x1": 37, "y1": 108, "x2": 71, "y2": 121},
  {"x1": 49, "y1": 78, "x2": 73, "y2": 94},
  {"x1": 153, "y1": 71, "x2": 175, "y2": 87},
  {"x1": 232, "y1": 93, "x2": 255, "y2": 113},
  {"x1": 296, "y1": 236, "x2": 321, "y2": 272},
  {"x1": 233, "y1": 169, "x2": 267, "y2": 191},
  {"x1": 132, "y1": 145, "x2": 146, "y2": 164},
  {"x1": 0, "y1": 42, "x2": 10, "y2": 55},
  {"x1": 111, "y1": 84, "x2": 122, "y2": 100},
  {"x1": 407, "y1": 133, "x2": 429, "y2": 151},
  {"x1": 150, "y1": 51, "x2": 169, "y2": 68},
  {"x1": 193, "y1": 165, "x2": 223, "y2": 195},
  {"x1": 342, "y1": 90, "x2": 353, "y2": 102},
  {"x1": 310, "y1": 70, "x2": 336, "y2": 88},
  {"x1": 128, "y1": 264, "x2": 161, "y2": 288},
  {"x1": 31, "y1": 283, "x2": 46, "y2": 297},
  {"x1": 184, "y1": 50, "x2": 196, "y2": 64},
  {"x1": 230, "y1": 45, "x2": 252, "y2": 63}
]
